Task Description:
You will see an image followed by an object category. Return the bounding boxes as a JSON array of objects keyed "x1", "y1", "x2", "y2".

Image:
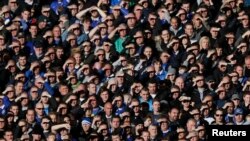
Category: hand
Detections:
[
  {"x1": 68, "y1": 23, "x2": 79, "y2": 31},
  {"x1": 97, "y1": 125, "x2": 106, "y2": 133},
  {"x1": 186, "y1": 55, "x2": 194, "y2": 61},
  {"x1": 41, "y1": 56, "x2": 51, "y2": 63},
  {"x1": 30, "y1": 62, "x2": 39, "y2": 71},
  {"x1": 64, "y1": 123, "x2": 71, "y2": 130},
  {"x1": 131, "y1": 83, "x2": 137, "y2": 90},
  {"x1": 226, "y1": 54, "x2": 234, "y2": 61},
  {"x1": 242, "y1": 30, "x2": 250, "y2": 38},
  {"x1": 207, "y1": 49, "x2": 216, "y2": 58}
]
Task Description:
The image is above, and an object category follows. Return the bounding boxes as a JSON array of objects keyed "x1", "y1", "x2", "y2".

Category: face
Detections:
[
  {"x1": 21, "y1": 10, "x2": 30, "y2": 20},
  {"x1": 59, "y1": 85, "x2": 69, "y2": 95},
  {"x1": 41, "y1": 118, "x2": 51, "y2": 130},
  {"x1": 53, "y1": 27, "x2": 61, "y2": 37},
  {"x1": 111, "y1": 118, "x2": 120, "y2": 129},
  {"x1": 26, "y1": 110, "x2": 35, "y2": 123},
  {"x1": 175, "y1": 77, "x2": 184, "y2": 90},
  {"x1": 153, "y1": 101, "x2": 160, "y2": 112},
  {"x1": 144, "y1": 47, "x2": 152, "y2": 58},
  {"x1": 140, "y1": 90, "x2": 150, "y2": 101},
  {"x1": 185, "y1": 24, "x2": 194, "y2": 36},
  {"x1": 148, "y1": 15, "x2": 157, "y2": 26},
  {"x1": 4, "y1": 131, "x2": 13, "y2": 141},
  {"x1": 35, "y1": 104, "x2": 44, "y2": 116},
  {"x1": 18, "y1": 56, "x2": 27, "y2": 66},
  {"x1": 201, "y1": 38, "x2": 209, "y2": 50},
  {"x1": 10, "y1": 106, "x2": 19, "y2": 116},
  {"x1": 104, "y1": 103, "x2": 112, "y2": 116},
  {"x1": 170, "y1": 18, "x2": 179, "y2": 29},
  {"x1": 148, "y1": 126, "x2": 157, "y2": 136},
  {"x1": 0, "y1": 118, "x2": 5, "y2": 129},
  {"x1": 141, "y1": 131, "x2": 150, "y2": 141},
  {"x1": 169, "y1": 108, "x2": 179, "y2": 121},
  {"x1": 29, "y1": 25, "x2": 37, "y2": 36},
  {"x1": 214, "y1": 110, "x2": 224, "y2": 122}
]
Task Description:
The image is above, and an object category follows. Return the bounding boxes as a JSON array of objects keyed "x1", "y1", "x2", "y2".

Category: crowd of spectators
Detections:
[{"x1": 1, "y1": 0, "x2": 250, "y2": 140}]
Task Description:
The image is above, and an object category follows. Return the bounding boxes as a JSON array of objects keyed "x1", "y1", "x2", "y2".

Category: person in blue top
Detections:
[{"x1": 76, "y1": 6, "x2": 107, "y2": 28}]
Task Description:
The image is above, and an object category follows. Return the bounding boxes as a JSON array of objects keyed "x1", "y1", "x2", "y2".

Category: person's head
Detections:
[
  {"x1": 57, "y1": 103, "x2": 68, "y2": 115},
  {"x1": 111, "y1": 5, "x2": 121, "y2": 17},
  {"x1": 218, "y1": 60, "x2": 228, "y2": 72},
  {"x1": 175, "y1": 76, "x2": 185, "y2": 90},
  {"x1": 158, "y1": 117, "x2": 168, "y2": 131},
  {"x1": 47, "y1": 133, "x2": 56, "y2": 141},
  {"x1": 41, "y1": 5, "x2": 50, "y2": 17},
  {"x1": 147, "y1": 12, "x2": 157, "y2": 26},
  {"x1": 214, "y1": 108, "x2": 224, "y2": 123},
  {"x1": 134, "y1": 30, "x2": 144, "y2": 45},
  {"x1": 193, "y1": 75, "x2": 205, "y2": 88},
  {"x1": 21, "y1": 8, "x2": 31, "y2": 20},
  {"x1": 223, "y1": 101, "x2": 234, "y2": 114},
  {"x1": 148, "y1": 124, "x2": 158, "y2": 138},
  {"x1": 199, "y1": 36, "x2": 210, "y2": 50},
  {"x1": 68, "y1": 3, "x2": 78, "y2": 16},
  {"x1": 239, "y1": 14, "x2": 249, "y2": 27},
  {"x1": 41, "y1": 116, "x2": 51, "y2": 131},
  {"x1": 19, "y1": 92, "x2": 29, "y2": 106},
  {"x1": 147, "y1": 80, "x2": 157, "y2": 94},
  {"x1": 168, "y1": 107, "x2": 180, "y2": 122},
  {"x1": 234, "y1": 108, "x2": 244, "y2": 123},
  {"x1": 52, "y1": 25, "x2": 61, "y2": 37},
  {"x1": 26, "y1": 109, "x2": 35, "y2": 123},
  {"x1": 81, "y1": 118, "x2": 91, "y2": 132},
  {"x1": 171, "y1": 17, "x2": 180, "y2": 30},
  {"x1": 111, "y1": 133, "x2": 121, "y2": 141},
  {"x1": 111, "y1": 116, "x2": 120, "y2": 129},
  {"x1": 125, "y1": 13, "x2": 136, "y2": 27},
  {"x1": 186, "y1": 118, "x2": 197, "y2": 132},
  {"x1": 0, "y1": 116, "x2": 5, "y2": 129},
  {"x1": 141, "y1": 130, "x2": 150, "y2": 141},
  {"x1": 58, "y1": 83, "x2": 69, "y2": 96},
  {"x1": 140, "y1": 88, "x2": 150, "y2": 101},
  {"x1": 104, "y1": 102, "x2": 112, "y2": 116},
  {"x1": 48, "y1": 112, "x2": 57, "y2": 124},
  {"x1": 3, "y1": 130, "x2": 13, "y2": 141},
  {"x1": 152, "y1": 99, "x2": 160, "y2": 112},
  {"x1": 9, "y1": 104, "x2": 19, "y2": 116}
]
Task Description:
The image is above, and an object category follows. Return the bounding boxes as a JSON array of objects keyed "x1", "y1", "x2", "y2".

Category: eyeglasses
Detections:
[
  {"x1": 149, "y1": 18, "x2": 156, "y2": 21},
  {"x1": 98, "y1": 54, "x2": 104, "y2": 56},
  {"x1": 36, "y1": 108, "x2": 44, "y2": 110},
  {"x1": 182, "y1": 100, "x2": 190, "y2": 103}
]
